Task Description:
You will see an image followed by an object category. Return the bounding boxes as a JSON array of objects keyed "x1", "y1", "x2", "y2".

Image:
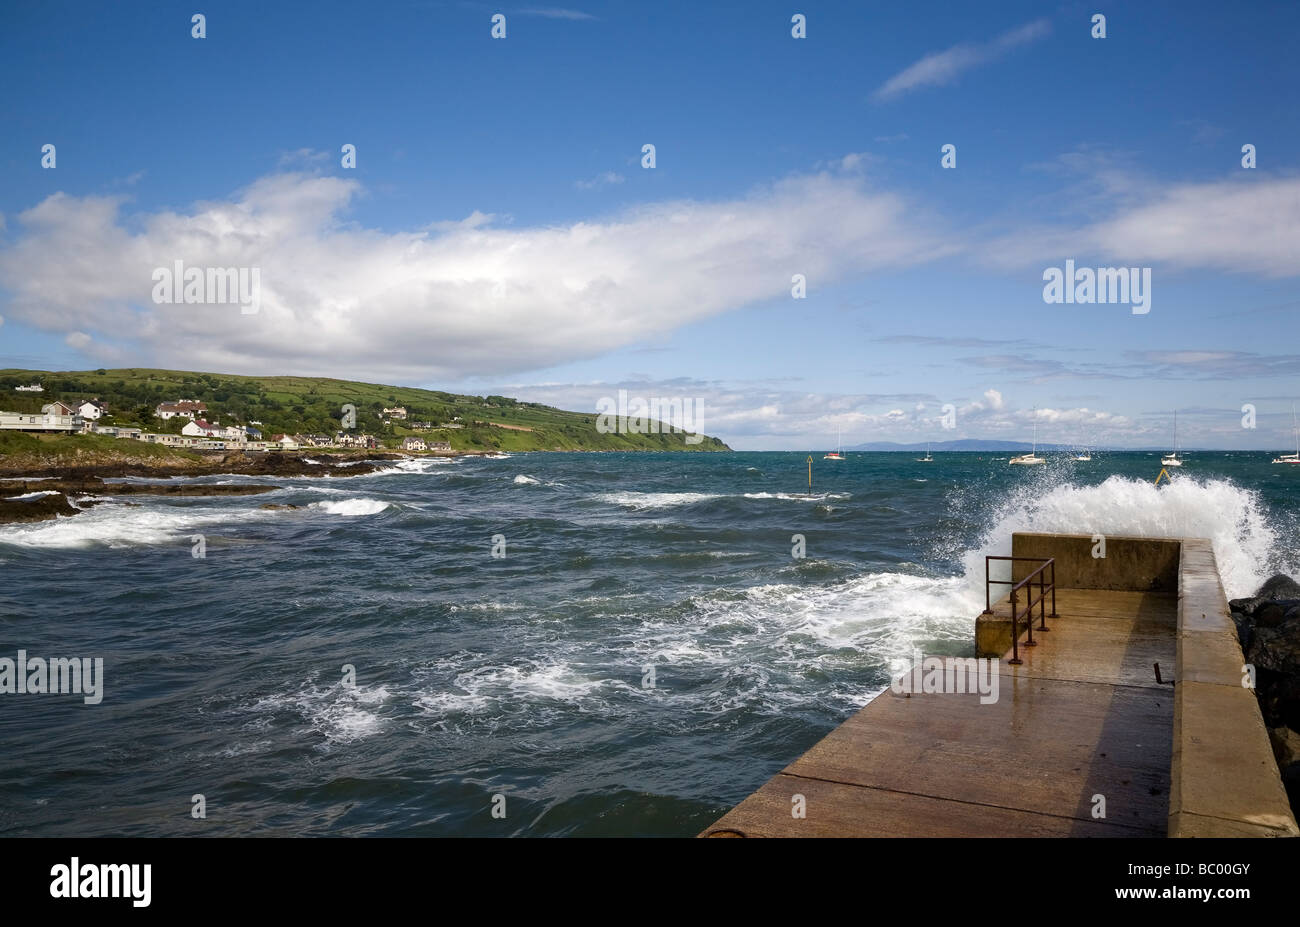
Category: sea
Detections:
[{"x1": 0, "y1": 450, "x2": 1295, "y2": 836}]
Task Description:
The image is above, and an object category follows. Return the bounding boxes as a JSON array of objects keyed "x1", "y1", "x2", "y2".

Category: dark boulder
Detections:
[
  {"x1": 0, "y1": 493, "x2": 80, "y2": 524},
  {"x1": 1256, "y1": 599, "x2": 1300, "y2": 628},
  {"x1": 1248, "y1": 624, "x2": 1300, "y2": 676},
  {"x1": 1256, "y1": 574, "x2": 1300, "y2": 601},
  {"x1": 1232, "y1": 610, "x2": 1255, "y2": 653},
  {"x1": 1230, "y1": 596, "x2": 1265, "y2": 616}
]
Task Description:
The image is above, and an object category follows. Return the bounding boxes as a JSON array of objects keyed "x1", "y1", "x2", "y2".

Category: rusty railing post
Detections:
[
  {"x1": 1037, "y1": 567, "x2": 1049, "y2": 631},
  {"x1": 1023, "y1": 585, "x2": 1036, "y2": 648},
  {"x1": 1008, "y1": 588, "x2": 1022, "y2": 664},
  {"x1": 1050, "y1": 559, "x2": 1058, "y2": 617}
]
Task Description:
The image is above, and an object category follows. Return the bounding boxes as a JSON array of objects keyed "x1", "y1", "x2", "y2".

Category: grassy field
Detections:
[
  {"x1": 0, "y1": 368, "x2": 730, "y2": 453},
  {"x1": 0, "y1": 430, "x2": 202, "y2": 468}
]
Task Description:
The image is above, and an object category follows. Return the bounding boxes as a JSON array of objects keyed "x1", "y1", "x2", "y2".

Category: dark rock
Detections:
[
  {"x1": 1257, "y1": 599, "x2": 1300, "y2": 628},
  {"x1": 258, "y1": 503, "x2": 300, "y2": 510},
  {"x1": 1232, "y1": 611, "x2": 1255, "y2": 653},
  {"x1": 1248, "y1": 625, "x2": 1300, "y2": 676},
  {"x1": 0, "y1": 479, "x2": 275, "y2": 498},
  {"x1": 0, "y1": 493, "x2": 80, "y2": 524},
  {"x1": 1256, "y1": 574, "x2": 1300, "y2": 601},
  {"x1": 0, "y1": 451, "x2": 400, "y2": 483},
  {"x1": 1251, "y1": 661, "x2": 1300, "y2": 730},
  {"x1": 1270, "y1": 726, "x2": 1300, "y2": 768},
  {"x1": 1230, "y1": 596, "x2": 1263, "y2": 616},
  {"x1": 1282, "y1": 762, "x2": 1300, "y2": 813}
]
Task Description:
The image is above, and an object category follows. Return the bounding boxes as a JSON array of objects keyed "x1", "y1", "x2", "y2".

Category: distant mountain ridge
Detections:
[{"x1": 843, "y1": 439, "x2": 1217, "y2": 452}]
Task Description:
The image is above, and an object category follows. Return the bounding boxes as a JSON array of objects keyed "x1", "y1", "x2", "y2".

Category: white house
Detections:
[
  {"x1": 182, "y1": 419, "x2": 223, "y2": 438},
  {"x1": 156, "y1": 400, "x2": 208, "y2": 421},
  {"x1": 14, "y1": 384, "x2": 43, "y2": 393},
  {"x1": 271, "y1": 434, "x2": 298, "y2": 449},
  {"x1": 0, "y1": 410, "x2": 81, "y2": 432},
  {"x1": 77, "y1": 399, "x2": 107, "y2": 421},
  {"x1": 402, "y1": 436, "x2": 427, "y2": 451},
  {"x1": 42, "y1": 401, "x2": 77, "y2": 417},
  {"x1": 382, "y1": 406, "x2": 408, "y2": 420}
]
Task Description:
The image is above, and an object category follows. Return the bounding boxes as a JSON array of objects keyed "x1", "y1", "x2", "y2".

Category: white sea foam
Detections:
[
  {"x1": 0, "y1": 501, "x2": 274, "y2": 549},
  {"x1": 690, "y1": 572, "x2": 975, "y2": 661},
  {"x1": 309, "y1": 498, "x2": 391, "y2": 516},
  {"x1": 512, "y1": 473, "x2": 565, "y2": 488},
  {"x1": 597, "y1": 491, "x2": 723, "y2": 509},
  {"x1": 961, "y1": 473, "x2": 1282, "y2": 599},
  {"x1": 458, "y1": 662, "x2": 605, "y2": 700},
  {"x1": 251, "y1": 681, "x2": 392, "y2": 745},
  {"x1": 742, "y1": 491, "x2": 850, "y2": 501},
  {"x1": 597, "y1": 490, "x2": 848, "y2": 509},
  {"x1": 412, "y1": 661, "x2": 610, "y2": 728},
  {"x1": 368, "y1": 457, "x2": 457, "y2": 477}
]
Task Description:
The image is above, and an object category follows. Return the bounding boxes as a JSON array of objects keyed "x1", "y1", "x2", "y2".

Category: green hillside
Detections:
[{"x1": 0, "y1": 368, "x2": 730, "y2": 453}]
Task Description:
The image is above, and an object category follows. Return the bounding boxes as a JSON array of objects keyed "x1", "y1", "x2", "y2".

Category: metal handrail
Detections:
[{"x1": 982, "y1": 556, "x2": 1059, "y2": 665}]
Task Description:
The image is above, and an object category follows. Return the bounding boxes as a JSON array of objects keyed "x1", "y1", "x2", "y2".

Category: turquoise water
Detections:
[{"x1": 0, "y1": 451, "x2": 1295, "y2": 835}]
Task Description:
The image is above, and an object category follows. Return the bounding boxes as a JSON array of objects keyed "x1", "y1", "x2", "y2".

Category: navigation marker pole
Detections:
[{"x1": 807, "y1": 455, "x2": 813, "y2": 496}]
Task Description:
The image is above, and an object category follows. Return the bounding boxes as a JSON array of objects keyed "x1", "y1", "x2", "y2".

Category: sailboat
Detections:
[
  {"x1": 1161, "y1": 411, "x2": 1183, "y2": 467},
  {"x1": 917, "y1": 442, "x2": 933, "y2": 462},
  {"x1": 1273, "y1": 404, "x2": 1300, "y2": 464},
  {"x1": 823, "y1": 429, "x2": 845, "y2": 460},
  {"x1": 1009, "y1": 416, "x2": 1045, "y2": 465}
]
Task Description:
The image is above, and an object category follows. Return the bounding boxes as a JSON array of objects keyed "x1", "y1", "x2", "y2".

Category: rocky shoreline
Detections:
[
  {"x1": 1229, "y1": 574, "x2": 1300, "y2": 818},
  {"x1": 0, "y1": 451, "x2": 406, "y2": 525},
  {"x1": 0, "y1": 449, "x2": 407, "y2": 481}
]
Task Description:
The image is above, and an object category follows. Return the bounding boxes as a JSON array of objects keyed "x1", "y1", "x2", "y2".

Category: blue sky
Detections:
[{"x1": 1, "y1": 0, "x2": 1298, "y2": 449}]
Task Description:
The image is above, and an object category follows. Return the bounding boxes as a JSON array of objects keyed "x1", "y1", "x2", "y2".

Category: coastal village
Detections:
[{"x1": 0, "y1": 383, "x2": 452, "y2": 454}]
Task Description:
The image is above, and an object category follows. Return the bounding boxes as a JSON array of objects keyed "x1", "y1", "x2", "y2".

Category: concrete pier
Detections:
[{"x1": 701, "y1": 533, "x2": 1298, "y2": 838}]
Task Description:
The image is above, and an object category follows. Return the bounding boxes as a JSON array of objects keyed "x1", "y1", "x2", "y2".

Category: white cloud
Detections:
[
  {"x1": 495, "y1": 378, "x2": 1136, "y2": 450},
  {"x1": 0, "y1": 171, "x2": 948, "y2": 382},
  {"x1": 517, "y1": 8, "x2": 596, "y2": 20},
  {"x1": 874, "y1": 19, "x2": 1051, "y2": 101},
  {"x1": 277, "y1": 148, "x2": 331, "y2": 168},
  {"x1": 986, "y1": 175, "x2": 1300, "y2": 277},
  {"x1": 575, "y1": 171, "x2": 625, "y2": 190}
]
